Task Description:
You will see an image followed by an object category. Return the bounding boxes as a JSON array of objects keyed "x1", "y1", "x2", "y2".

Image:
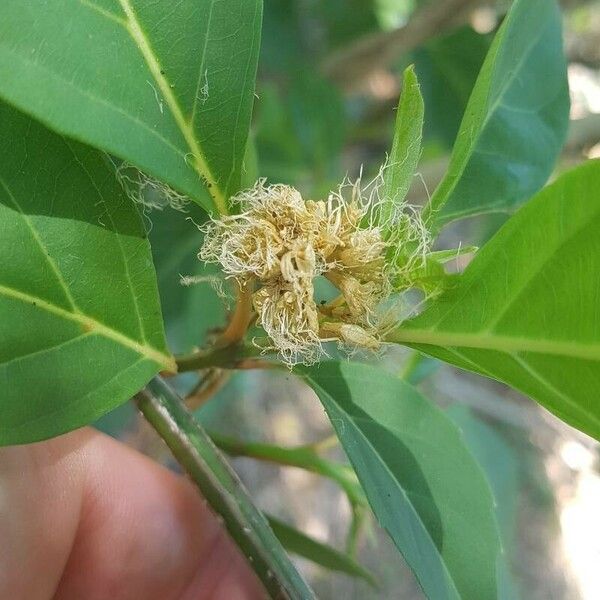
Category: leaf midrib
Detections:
[
  {"x1": 75, "y1": 0, "x2": 227, "y2": 213},
  {"x1": 388, "y1": 328, "x2": 600, "y2": 361},
  {"x1": 0, "y1": 175, "x2": 78, "y2": 311},
  {"x1": 116, "y1": 0, "x2": 227, "y2": 213},
  {"x1": 0, "y1": 283, "x2": 175, "y2": 371}
]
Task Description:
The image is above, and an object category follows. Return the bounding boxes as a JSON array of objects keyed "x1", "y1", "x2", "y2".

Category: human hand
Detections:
[{"x1": 0, "y1": 428, "x2": 265, "y2": 600}]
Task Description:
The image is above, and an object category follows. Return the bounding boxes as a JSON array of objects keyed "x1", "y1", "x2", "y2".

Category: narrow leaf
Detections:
[
  {"x1": 381, "y1": 65, "x2": 424, "y2": 225},
  {"x1": 390, "y1": 160, "x2": 600, "y2": 441},
  {"x1": 0, "y1": 0, "x2": 263, "y2": 214},
  {"x1": 0, "y1": 103, "x2": 173, "y2": 445},
  {"x1": 299, "y1": 361, "x2": 503, "y2": 600},
  {"x1": 267, "y1": 516, "x2": 376, "y2": 586},
  {"x1": 423, "y1": 0, "x2": 569, "y2": 228}
]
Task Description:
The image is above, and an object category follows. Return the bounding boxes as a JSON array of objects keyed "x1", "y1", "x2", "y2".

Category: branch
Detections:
[
  {"x1": 216, "y1": 280, "x2": 254, "y2": 347},
  {"x1": 174, "y1": 342, "x2": 261, "y2": 372},
  {"x1": 135, "y1": 377, "x2": 315, "y2": 600},
  {"x1": 321, "y1": 0, "x2": 484, "y2": 92}
]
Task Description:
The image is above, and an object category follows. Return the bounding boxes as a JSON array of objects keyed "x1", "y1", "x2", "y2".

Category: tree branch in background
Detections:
[{"x1": 320, "y1": 0, "x2": 485, "y2": 92}]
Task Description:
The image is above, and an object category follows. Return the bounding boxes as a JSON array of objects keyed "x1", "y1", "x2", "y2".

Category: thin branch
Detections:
[
  {"x1": 174, "y1": 342, "x2": 259, "y2": 373},
  {"x1": 217, "y1": 280, "x2": 254, "y2": 347},
  {"x1": 346, "y1": 504, "x2": 368, "y2": 559},
  {"x1": 210, "y1": 432, "x2": 366, "y2": 507},
  {"x1": 185, "y1": 368, "x2": 231, "y2": 410}
]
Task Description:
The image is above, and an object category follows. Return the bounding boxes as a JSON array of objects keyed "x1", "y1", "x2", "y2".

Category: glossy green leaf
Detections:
[
  {"x1": 0, "y1": 0, "x2": 263, "y2": 215},
  {"x1": 381, "y1": 65, "x2": 424, "y2": 226},
  {"x1": 390, "y1": 161, "x2": 600, "y2": 441},
  {"x1": 423, "y1": 0, "x2": 569, "y2": 229},
  {"x1": 299, "y1": 361, "x2": 502, "y2": 600},
  {"x1": 267, "y1": 516, "x2": 376, "y2": 586},
  {"x1": 0, "y1": 103, "x2": 174, "y2": 446}
]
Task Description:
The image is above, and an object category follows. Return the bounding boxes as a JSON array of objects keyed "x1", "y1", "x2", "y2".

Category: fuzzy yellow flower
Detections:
[{"x1": 200, "y1": 178, "x2": 431, "y2": 364}]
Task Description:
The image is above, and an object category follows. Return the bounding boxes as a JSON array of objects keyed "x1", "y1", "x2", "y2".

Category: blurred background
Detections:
[{"x1": 100, "y1": 1, "x2": 600, "y2": 597}]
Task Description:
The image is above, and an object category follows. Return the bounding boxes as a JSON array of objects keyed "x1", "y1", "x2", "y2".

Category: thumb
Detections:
[{"x1": 0, "y1": 428, "x2": 265, "y2": 600}]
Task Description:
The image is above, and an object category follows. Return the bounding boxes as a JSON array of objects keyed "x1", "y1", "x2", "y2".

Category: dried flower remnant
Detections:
[
  {"x1": 115, "y1": 162, "x2": 190, "y2": 213},
  {"x1": 200, "y1": 178, "x2": 433, "y2": 364}
]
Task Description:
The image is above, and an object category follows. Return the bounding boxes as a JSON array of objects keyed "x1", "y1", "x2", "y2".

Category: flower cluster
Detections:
[{"x1": 200, "y1": 179, "x2": 430, "y2": 364}]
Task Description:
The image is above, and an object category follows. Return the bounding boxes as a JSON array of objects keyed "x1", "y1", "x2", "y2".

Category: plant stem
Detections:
[
  {"x1": 135, "y1": 377, "x2": 315, "y2": 600},
  {"x1": 175, "y1": 341, "x2": 279, "y2": 373},
  {"x1": 217, "y1": 281, "x2": 254, "y2": 347},
  {"x1": 210, "y1": 432, "x2": 366, "y2": 507},
  {"x1": 175, "y1": 343, "x2": 256, "y2": 372},
  {"x1": 308, "y1": 434, "x2": 340, "y2": 453},
  {"x1": 346, "y1": 505, "x2": 367, "y2": 559},
  {"x1": 185, "y1": 368, "x2": 230, "y2": 410}
]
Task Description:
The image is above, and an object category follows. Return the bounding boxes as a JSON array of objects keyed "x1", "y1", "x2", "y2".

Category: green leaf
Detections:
[
  {"x1": 423, "y1": 0, "x2": 569, "y2": 229},
  {"x1": 0, "y1": 103, "x2": 174, "y2": 446},
  {"x1": 390, "y1": 160, "x2": 600, "y2": 442},
  {"x1": 446, "y1": 406, "x2": 521, "y2": 600},
  {"x1": 381, "y1": 65, "x2": 424, "y2": 226},
  {"x1": 267, "y1": 515, "x2": 376, "y2": 586},
  {"x1": 0, "y1": 0, "x2": 263, "y2": 215},
  {"x1": 299, "y1": 361, "x2": 502, "y2": 600}
]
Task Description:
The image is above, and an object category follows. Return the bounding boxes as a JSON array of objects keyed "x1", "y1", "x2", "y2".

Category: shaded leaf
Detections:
[
  {"x1": 0, "y1": 103, "x2": 173, "y2": 445},
  {"x1": 414, "y1": 25, "x2": 491, "y2": 148},
  {"x1": 256, "y1": 72, "x2": 345, "y2": 193},
  {"x1": 299, "y1": 361, "x2": 502, "y2": 600},
  {"x1": 424, "y1": 0, "x2": 569, "y2": 228},
  {"x1": 446, "y1": 406, "x2": 521, "y2": 600}
]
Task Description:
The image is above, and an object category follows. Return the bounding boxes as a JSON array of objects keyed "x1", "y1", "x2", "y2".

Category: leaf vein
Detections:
[
  {"x1": 0, "y1": 175, "x2": 78, "y2": 311},
  {"x1": 0, "y1": 283, "x2": 174, "y2": 370}
]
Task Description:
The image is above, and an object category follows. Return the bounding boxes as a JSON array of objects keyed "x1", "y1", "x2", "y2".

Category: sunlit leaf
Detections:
[
  {"x1": 0, "y1": 0, "x2": 263, "y2": 214},
  {"x1": 391, "y1": 160, "x2": 600, "y2": 441}
]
